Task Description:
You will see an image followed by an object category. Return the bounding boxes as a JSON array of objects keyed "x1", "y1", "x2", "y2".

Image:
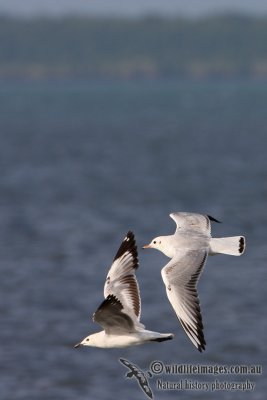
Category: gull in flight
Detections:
[
  {"x1": 74, "y1": 231, "x2": 174, "y2": 348},
  {"x1": 143, "y1": 212, "x2": 246, "y2": 352}
]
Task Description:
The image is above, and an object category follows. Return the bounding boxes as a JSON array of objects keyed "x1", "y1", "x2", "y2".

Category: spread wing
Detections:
[
  {"x1": 103, "y1": 231, "x2": 142, "y2": 325},
  {"x1": 161, "y1": 249, "x2": 208, "y2": 351},
  {"x1": 170, "y1": 212, "x2": 220, "y2": 235},
  {"x1": 93, "y1": 295, "x2": 134, "y2": 334}
]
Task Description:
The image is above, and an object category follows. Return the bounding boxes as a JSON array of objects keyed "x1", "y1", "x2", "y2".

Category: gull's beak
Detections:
[
  {"x1": 143, "y1": 244, "x2": 151, "y2": 249},
  {"x1": 74, "y1": 342, "x2": 82, "y2": 348}
]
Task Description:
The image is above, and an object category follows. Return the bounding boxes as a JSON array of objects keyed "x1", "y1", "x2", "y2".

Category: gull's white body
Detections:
[
  {"x1": 80, "y1": 329, "x2": 172, "y2": 348},
  {"x1": 75, "y1": 232, "x2": 173, "y2": 349},
  {"x1": 144, "y1": 212, "x2": 246, "y2": 351}
]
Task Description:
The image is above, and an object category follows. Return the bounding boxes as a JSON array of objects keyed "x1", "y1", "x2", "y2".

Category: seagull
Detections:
[
  {"x1": 143, "y1": 212, "x2": 246, "y2": 352},
  {"x1": 74, "y1": 231, "x2": 174, "y2": 348}
]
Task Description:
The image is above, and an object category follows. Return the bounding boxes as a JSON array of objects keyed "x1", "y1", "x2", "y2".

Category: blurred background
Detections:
[{"x1": 0, "y1": 1, "x2": 266, "y2": 399}]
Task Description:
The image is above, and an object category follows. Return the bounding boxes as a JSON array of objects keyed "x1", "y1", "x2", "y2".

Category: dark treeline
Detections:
[{"x1": 1, "y1": 14, "x2": 267, "y2": 79}]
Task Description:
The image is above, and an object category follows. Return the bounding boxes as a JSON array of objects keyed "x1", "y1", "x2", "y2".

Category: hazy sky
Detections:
[{"x1": 1, "y1": 0, "x2": 267, "y2": 17}]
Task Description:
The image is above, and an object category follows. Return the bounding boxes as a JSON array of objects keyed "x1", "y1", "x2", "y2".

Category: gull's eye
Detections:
[
  {"x1": 153, "y1": 241, "x2": 156, "y2": 244},
  {"x1": 86, "y1": 338, "x2": 89, "y2": 341}
]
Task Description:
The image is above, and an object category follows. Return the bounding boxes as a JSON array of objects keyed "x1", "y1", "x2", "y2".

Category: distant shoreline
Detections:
[{"x1": 1, "y1": 15, "x2": 267, "y2": 80}]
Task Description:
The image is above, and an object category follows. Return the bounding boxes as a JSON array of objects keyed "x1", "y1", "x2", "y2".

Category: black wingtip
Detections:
[
  {"x1": 197, "y1": 342, "x2": 206, "y2": 352},
  {"x1": 100, "y1": 293, "x2": 123, "y2": 308},
  {"x1": 93, "y1": 294, "x2": 123, "y2": 321},
  {"x1": 113, "y1": 231, "x2": 138, "y2": 267},
  {"x1": 126, "y1": 230, "x2": 134, "y2": 238},
  {"x1": 179, "y1": 317, "x2": 206, "y2": 352},
  {"x1": 196, "y1": 334, "x2": 206, "y2": 352},
  {"x1": 207, "y1": 215, "x2": 221, "y2": 224}
]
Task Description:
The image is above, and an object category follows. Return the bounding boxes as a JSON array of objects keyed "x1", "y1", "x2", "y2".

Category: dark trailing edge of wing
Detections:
[
  {"x1": 181, "y1": 252, "x2": 207, "y2": 352},
  {"x1": 113, "y1": 231, "x2": 139, "y2": 269},
  {"x1": 207, "y1": 215, "x2": 221, "y2": 223},
  {"x1": 180, "y1": 289, "x2": 206, "y2": 352}
]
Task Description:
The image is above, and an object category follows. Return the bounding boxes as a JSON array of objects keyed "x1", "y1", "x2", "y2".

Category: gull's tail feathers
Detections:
[{"x1": 210, "y1": 236, "x2": 245, "y2": 256}]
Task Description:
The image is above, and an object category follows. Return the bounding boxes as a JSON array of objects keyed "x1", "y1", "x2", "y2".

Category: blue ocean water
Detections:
[{"x1": 0, "y1": 79, "x2": 266, "y2": 399}]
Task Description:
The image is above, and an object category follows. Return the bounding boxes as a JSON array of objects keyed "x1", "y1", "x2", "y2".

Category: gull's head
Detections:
[
  {"x1": 143, "y1": 236, "x2": 164, "y2": 251},
  {"x1": 74, "y1": 335, "x2": 92, "y2": 348},
  {"x1": 74, "y1": 332, "x2": 103, "y2": 348},
  {"x1": 143, "y1": 236, "x2": 174, "y2": 258}
]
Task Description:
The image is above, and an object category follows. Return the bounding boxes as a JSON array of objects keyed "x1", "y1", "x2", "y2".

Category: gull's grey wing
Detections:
[
  {"x1": 161, "y1": 249, "x2": 208, "y2": 351},
  {"x1": 93, "y1": 295, "x2": 134, "y2": 334},
  {"x1": 170, "y1": 212, "x2": 220, "y2": 235},
  {"x1": 104, "y1": 231, "x2": 141, "y2": 322}
]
